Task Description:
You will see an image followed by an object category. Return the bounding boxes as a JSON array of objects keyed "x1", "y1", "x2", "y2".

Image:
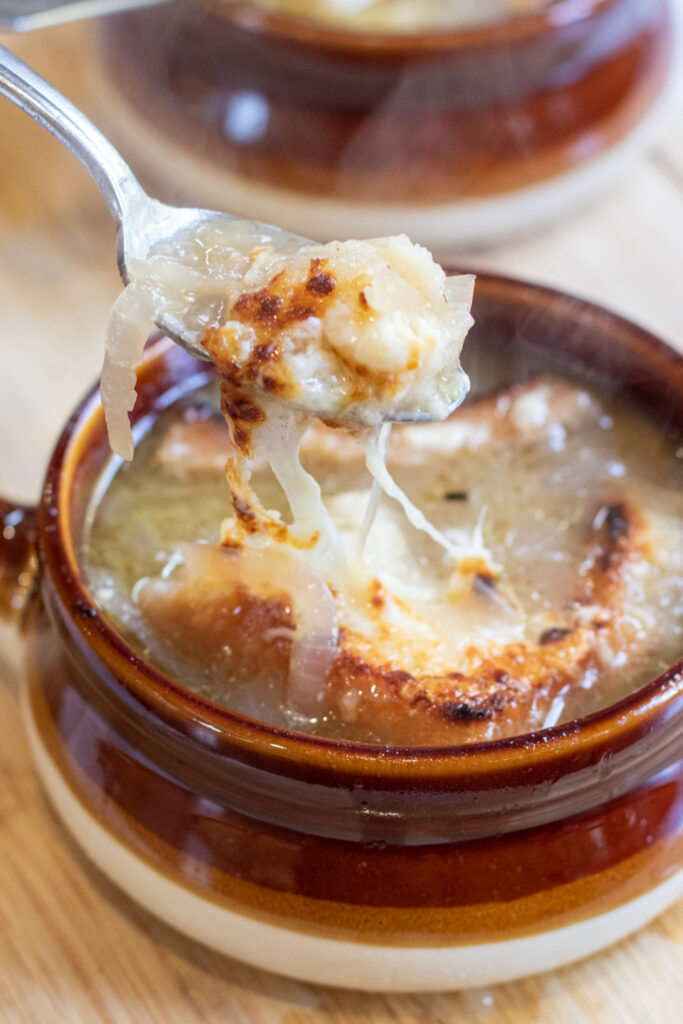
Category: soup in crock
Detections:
[{"x1": 85, "y1": 295, "x2": 683, "y2": 745}]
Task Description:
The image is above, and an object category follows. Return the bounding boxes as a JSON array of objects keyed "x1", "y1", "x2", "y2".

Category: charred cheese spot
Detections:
[
  {"x1": 443, "y1": 701, "x2": 492, "y2": 722},
  {"x1": 230, "y1": 266, "x2": 332, "y2": 336},
  {"x1": 369, "y1": 580, "x2": 386, "y2": 610},
  {"x1": 473, "y1": 572, "x2": 498, "y2": 597},
  {"x1": 605, "y1": 503, "x2": 631, "y2": 543},
  {"x1": 232, "y1": 290, "x2": 283, "y2": 322},
  {"x1": 306, "y1": 259, "x2": 337, "y2": 296},
  {"x1": 539, "y1": 627, "x2": 573, "y2": 646}
]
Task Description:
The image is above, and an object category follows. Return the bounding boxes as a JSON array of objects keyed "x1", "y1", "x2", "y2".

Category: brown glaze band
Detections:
[
  {"x1": 25, "y1": 622, "x2": 683, "y2": 943},
  {"x1": 98, "y1": 0, "x2": 672, "y2": 203}
]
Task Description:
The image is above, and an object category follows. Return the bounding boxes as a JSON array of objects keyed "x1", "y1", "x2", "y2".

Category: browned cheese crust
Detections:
[
  {"x1": 142, "y1": 378, "x2": 658, "y2": 743},
  {"x1": 138, "y1": 496, "x2": 651, "y2": 743},
  {"x1": 324, "y1": 500, "x2": 651, "y2": 744},
  {"x1": 201, "y1": 255, "x2": 412, "y2": 440}
]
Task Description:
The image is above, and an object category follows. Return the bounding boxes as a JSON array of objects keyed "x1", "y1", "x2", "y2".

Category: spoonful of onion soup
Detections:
[{"x1": 0, "y1": 44, "x2": 474, "y2": 461}]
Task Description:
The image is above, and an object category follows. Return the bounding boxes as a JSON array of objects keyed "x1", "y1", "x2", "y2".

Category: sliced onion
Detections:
[
  {"x1": 171, "y1": 543, "x2": 339, "y2": 715},
  {"x1": 285, "y1": 562, "x2": 340, "y2": 714},
  {"x1": 101, "y1": 283, "x2": 157, "y2": 461}
]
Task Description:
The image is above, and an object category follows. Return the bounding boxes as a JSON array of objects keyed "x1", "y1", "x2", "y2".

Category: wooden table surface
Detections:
[{"x1": 1, "y1": 24, "x2": 683, "y2": 1024}]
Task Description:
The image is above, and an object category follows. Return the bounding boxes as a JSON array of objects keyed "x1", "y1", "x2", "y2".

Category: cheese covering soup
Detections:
[{"x1": 86, "y1": 373, "x2": 683, "y2": 745}]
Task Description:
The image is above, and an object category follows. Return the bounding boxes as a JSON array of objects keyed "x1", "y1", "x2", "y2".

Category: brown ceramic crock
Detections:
[
  {"x1": 2, "y1": 273, "x2": 683, "y2": 991},
  {"x1": 94, "y1": 0, "x2": 677, "y2": 247}
]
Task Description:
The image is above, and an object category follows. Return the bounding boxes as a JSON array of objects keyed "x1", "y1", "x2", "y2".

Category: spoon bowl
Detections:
[{"x1": 117, "y1": 199, "x2": 232, "y2": 361}]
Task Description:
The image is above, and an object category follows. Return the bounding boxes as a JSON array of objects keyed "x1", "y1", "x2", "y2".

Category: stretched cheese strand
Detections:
[
  {"x1": 255, "y1": 403, "x2": 343, "y2": 556},
  {"x1": 362, "y1": 425, "x2": 460, "y2": 557}
]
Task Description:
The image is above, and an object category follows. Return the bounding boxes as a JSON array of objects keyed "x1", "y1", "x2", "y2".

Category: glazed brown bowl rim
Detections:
[
  {"x1": 39, "y1": 270, "x2": 683, "y2": 777},
  {"x1": 194, "y1": 0, "x2": 615, "y2": 52}
]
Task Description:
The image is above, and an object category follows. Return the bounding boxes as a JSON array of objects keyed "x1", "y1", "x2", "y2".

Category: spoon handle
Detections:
[
  {"x1": 0, "y1": 41, "x2": 144, "y2": 224},
  {"x1": 0, "y1": 0, "x2": 168, "y2": 33}
]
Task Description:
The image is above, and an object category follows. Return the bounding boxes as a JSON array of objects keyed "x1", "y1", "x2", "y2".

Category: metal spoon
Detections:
[
  {"x1": 0, "y1": 43, "x2": 469, "y2": 424},
  {"x1": 0, "y1": 40, "x2": 229, "y2": 361}
]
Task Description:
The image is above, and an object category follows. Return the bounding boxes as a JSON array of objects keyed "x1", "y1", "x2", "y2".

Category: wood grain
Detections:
[{"x1": 0, "y1": 24, "x2": 682, "y2": 1024}]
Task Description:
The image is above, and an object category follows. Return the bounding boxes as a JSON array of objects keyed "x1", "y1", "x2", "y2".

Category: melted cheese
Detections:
[
  {"x1": 102, "y1": 218, "x2": 478, "y2": 710},
  {"x1": 102, "y1": 222, "x2": 474, "y2": 547}
]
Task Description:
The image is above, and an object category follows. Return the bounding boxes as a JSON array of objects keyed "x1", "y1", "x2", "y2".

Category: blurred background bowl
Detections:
[{"x1": 92, "y1": 0, "x2": 679, "y2": 251}]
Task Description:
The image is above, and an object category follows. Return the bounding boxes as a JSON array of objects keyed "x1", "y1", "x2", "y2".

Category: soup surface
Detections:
[
  {"x1": 85, "y1": 369, "x2": 683, "y2": 745},
  {"x1": 248, "y1": 0, "x2": 553, "y2": 32}
]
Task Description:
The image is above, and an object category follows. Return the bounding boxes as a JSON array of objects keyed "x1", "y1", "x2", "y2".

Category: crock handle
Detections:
[{"x1": 0, "y1": 497, "x2": 38, "y2": 622}]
